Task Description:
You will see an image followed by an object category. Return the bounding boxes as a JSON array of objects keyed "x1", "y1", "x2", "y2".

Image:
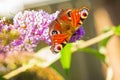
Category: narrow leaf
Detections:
[
  {"x1": 77, "y1": 48, "x2": 105, "y2": 62},
  {"x1": 60, "y1": 43, "x2": 72, "y2": 74},
  {"x1": 114, "y1": 25, "x2": 120, "y2": 36}
]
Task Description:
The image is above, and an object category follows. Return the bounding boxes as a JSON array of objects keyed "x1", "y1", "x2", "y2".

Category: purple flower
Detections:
[
  {"x1": 0, "y1": 10, "x2": 60, "y2": 53},
  {"x1": 69, "y1": 26, "x2": 85, "y2": 42}
]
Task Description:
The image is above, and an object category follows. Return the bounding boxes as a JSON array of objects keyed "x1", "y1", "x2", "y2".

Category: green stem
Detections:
[{"x1": 72, "y1": 30, "x2": 114, "y2": 51}]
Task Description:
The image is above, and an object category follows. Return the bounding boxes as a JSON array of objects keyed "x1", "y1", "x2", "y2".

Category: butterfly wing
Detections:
[{"x1": 49, "y1": 7, "x2": 89, "y2": 53}]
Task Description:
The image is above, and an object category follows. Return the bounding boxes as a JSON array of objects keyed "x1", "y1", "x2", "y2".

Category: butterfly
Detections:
[{"x1": 49, "y1": 7, "x2": 89, "y2": 53}]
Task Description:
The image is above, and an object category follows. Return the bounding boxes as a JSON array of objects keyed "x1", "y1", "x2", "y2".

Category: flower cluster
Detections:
[{"x1": 0, "y1": 10, "x2": 60, "y2": 53}]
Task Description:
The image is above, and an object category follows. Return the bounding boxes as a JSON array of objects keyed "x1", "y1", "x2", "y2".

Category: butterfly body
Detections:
[{"x1": 49, "y1": 7, "x2": 89, "y2": 53}]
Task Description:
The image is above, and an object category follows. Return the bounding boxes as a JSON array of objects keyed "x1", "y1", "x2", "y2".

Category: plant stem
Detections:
[
  {"x1": 3, "y1": 30, "x2": 114, "y2": 79},
  {"x1": 3, "y1": 64, "x2": 34, "y2": 79},
  {"x1": 72, "y1": 30, "x2": 114, "y2": 51}
]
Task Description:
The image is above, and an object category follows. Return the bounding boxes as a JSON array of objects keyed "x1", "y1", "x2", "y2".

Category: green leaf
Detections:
[
  {"x1": 99, "y1": 27, "x2": 112, "y2": 47},
  {"x1": 60, "y1": 43, "x2": 72, "y2": 74},
  {"x1": 77, "y1": 48, "x2": 105, "y2": 62},
  {"x1": 98, "y1": 27, "x2": 113, "y2": 61},
  {"x1": 114, "y1": 25, "x2": 120, "y2": 36},
  {"x1": 99, "y1": 35, "x2": 111, "y2": 47}
]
